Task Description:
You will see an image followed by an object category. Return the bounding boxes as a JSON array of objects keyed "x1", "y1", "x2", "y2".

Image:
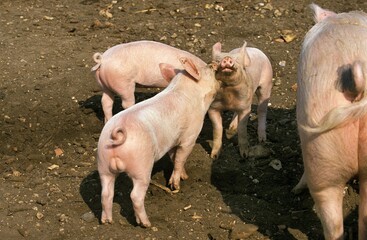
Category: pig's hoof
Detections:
[
  {"x1": 210, "y1": 151, "x2": 220, "y2": 160},
  {"x1": 139, "y1": 221, "x2": 152, "y2": 228},
  {"x1": 239, "y1": 149, "x2": 249, "y2": 159},
  {"x1": 292, "y1": 183, "x2": 307, "y2": 195},
  {"x1": 168, "y1": 181, "x2": 180, "y2": 193},
  {"x1": 225, "y1": 128, "x2": 237, "y2": 139},
  {"x1": 101, "y1": 219, "x2": 113, "y2": 225},
  {"x1": 239, "y1": 144, "x2": 249, "y2": 158}
]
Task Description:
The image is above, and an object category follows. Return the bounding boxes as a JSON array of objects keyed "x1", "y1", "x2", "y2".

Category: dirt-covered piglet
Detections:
[
  {"x1": 208, "y1": 41, "x2": 272, "y2": 159},
  {"x1": 97, "y1": 57, "x2": 219, "y2": 227},
  {"x1": 92, "y1": 40, "x2": 206, "y2": 122},
  {"x1": 293, "y1": 4, "x2": 367, "y2": 239}
]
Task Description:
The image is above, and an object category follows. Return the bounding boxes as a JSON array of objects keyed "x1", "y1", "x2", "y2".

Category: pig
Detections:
[
  {"x1": 97, "y1": 57, "x2": 219, "y2": 227},
  {"x1": 91, "y1": 40, "x2": 206, "y2": 122},
  {"x1": 293, "y1": 4, "x2": 367, "y2": 240},
  {"x1": 208, "y1": 41, "x2": 273, "y2": 159}
]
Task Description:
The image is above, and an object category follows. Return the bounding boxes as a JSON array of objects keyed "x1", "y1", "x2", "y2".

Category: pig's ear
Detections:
[
  {"x1": 212, "y1": 42, "x2": 222, "y2": 58},
  {"x1": 240, "y1": 41, "x2": 251, "y2": 67},
  {"x1": 180, "y1": 57, "x2": 200, "y2": 81},
  {"x1": 310, "y1": 3, "x2": 336, "y2": 23},
  {"x1": 159, "y1": 63, "x2": 177, "y2": 82}
]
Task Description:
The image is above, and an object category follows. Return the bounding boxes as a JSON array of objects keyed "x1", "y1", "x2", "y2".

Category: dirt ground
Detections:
[{"x1": 1, "y1": 0, "x2": 366, "y2": 239}]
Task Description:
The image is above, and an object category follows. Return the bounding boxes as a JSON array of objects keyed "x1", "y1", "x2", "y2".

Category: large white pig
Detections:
[
  {"x1": 208, "y1": 41, "x2": 273, "y2": 159},
  {"x1": 92, "y1": 40, "x2": 206, "y2": 122},
  {"x1": 97, "y1": 57, "x2": 219, "y2": 227},
  {"x1": 294, "y1": 4, "x2": 367, "y2": 240}
]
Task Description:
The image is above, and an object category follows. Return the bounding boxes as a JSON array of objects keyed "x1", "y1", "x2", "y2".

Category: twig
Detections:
[{"x1": 150, "y1": 180, "x2": 173, "y2": 194}]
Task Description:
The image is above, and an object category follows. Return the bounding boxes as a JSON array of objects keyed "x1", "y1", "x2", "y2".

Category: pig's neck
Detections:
[
  {"x1": 218, "y1": 69, "x2": 251, "y2": 87},
  {"x1": 171, "y1": 79, "x2": 206, "y2": 109}
]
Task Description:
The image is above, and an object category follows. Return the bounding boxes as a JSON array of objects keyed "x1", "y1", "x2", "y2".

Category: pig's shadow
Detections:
[
  {"x1": 79, "y1": 154, "x2": 173, "y2": 226},
  {"x1": 78, "y1": 90, "x2": 159, "y2": 121}
]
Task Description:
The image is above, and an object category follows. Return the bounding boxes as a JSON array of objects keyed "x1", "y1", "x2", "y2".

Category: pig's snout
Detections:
[{"x1": 220, "y1": 56, "x2": 235, "y2": 72}]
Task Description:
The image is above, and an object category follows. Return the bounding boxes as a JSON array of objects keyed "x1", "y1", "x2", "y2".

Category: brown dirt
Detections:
[{"x1": 0, "y1": 0, "x2": 365, "y2": 239}]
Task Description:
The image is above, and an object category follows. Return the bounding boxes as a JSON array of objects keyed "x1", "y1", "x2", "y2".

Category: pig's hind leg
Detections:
[
  {"x1": 115, "y1": 82, "x2": 136, "y2": 109},
  {"x1": 129, "y1": 162, "x2": 154, "y2": 228},
  {"x1": 100, "y1": 172, "x2": 117, "y2": 224},
  {"x1": 101, "y1": 89, "x2": 115, "y2": 123},
  {"x1": 255, "y1": 85, "x2": 270, "y2": 143},
  {"x1": 310, "y1": 187, "x2": 344, "y2": 240}
]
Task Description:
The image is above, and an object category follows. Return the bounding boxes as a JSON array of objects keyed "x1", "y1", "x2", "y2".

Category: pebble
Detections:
[
  {"x1": 81, "y1": 212, "x2": 95, "y2": 223},
  {"x1": 230, "y1": 223, "x2": 259, "y2": 239},
  {"x1": 248, "y1": 145, "x2": 271, "y2": 159},
  {"x1": 287, "y1": 228, "x2": 308, "y2": 240},
  {"x1": 36, "y1": 212, "x2": 44, "y2": 219},
  {"x1": 274, "y1": 79, "x2": 282, "y2": 86},
  {"x1": 269, "y1": 159, "x2": 282, "y2": 170}
]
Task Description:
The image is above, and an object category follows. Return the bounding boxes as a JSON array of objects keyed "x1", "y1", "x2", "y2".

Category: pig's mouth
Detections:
[{"x1": 219, "y1": 67, "x2": 236, "y2": 74}]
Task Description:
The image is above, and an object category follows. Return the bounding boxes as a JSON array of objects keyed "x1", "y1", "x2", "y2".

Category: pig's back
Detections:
[
  {"x1": 297, "y1": 11, "x2": 367, "y2": 126},
  {"x1": 101, "y1": 41, "x2": 205, "y2": 87}
]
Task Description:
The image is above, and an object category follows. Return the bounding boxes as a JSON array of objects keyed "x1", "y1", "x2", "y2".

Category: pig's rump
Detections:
[{"x1": 297, "y1": 11, "x2": 367, "y2": 134}]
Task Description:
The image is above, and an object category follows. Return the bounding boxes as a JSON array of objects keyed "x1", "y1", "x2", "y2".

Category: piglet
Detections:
[
  {"x1": 208, "y1": 41, "x2": 273, "y2": 159},
  {"x1": 293, "y1": 4, "x2": 367, "y2": 240},
  {"x1": 97, "y1": 57, "x2": 219, "y2": 227},
  {"x1": 92, "y1": 40, "x2": 206, "y2": 122}
]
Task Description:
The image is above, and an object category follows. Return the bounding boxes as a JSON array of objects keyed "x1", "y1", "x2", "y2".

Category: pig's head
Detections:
[
  {"x1": 212, "y1": 42, "x2": 251, "y2": 85},
  {"x1": 159, "y1": 57, "x2": 220, "y2": 109}
]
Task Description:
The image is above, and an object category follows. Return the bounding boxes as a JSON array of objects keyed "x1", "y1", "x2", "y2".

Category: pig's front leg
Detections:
[
  {"x1": 237, "y1": 109, "x2": 251, "y2": 158},
  {"x1": 168, "y1": 147, "x2": 189, "y2": 183},
  {"x1": 168, "y1": 145, "x2": 193, "y2": 191},
  {"x1": 226, "y1": 113, "x2": 238, "y2": 139},
  {"x1": 208, "y1": 108, "x2": 223, "y2": 159}
]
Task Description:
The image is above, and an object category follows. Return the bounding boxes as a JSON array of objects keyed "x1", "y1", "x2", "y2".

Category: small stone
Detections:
[
  {"x1": 248, "y1": 145, "x2": 271, "y2": 159},
  {"x1": 279, "y1": 60, "x2": 286, "y2": 67},
  {"x1": 59, "y1": 214, "x2": 68, "y2": 222},
  {"x1": 263, "y1": 3, "x2": 273, "y2": 11},
  {"x1": 230, "y1": 223, "x2": 259, "y2": 239},
  {"x1": 269, "y1": 159, "x2": 282, "y2": 170},
  {"x1": 75, "y1": 147, "x2": 85, "y2": 154},
  {"x1": 274, "y1": 79, "x2": 282, "y2": 86},
  {"x1": 81, "y1": 212, "x2": 95, "y2": 223},
  {"x1": 274, "y1": 9, "x2": 282, "y2": 17},
  {"x1": 287, "y1": 227, "x2": 308, "y2": 240},
  {"x1": 36, "y1": 212, "x2": 44, "y2": 220},
  {"x1": 48, "y1": 164, "x2": 59, "y2": 171}
]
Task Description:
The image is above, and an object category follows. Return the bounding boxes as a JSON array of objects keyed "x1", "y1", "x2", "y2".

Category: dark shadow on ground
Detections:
[
  {"x1": 79, "y1": 155, "x2": 173, "y2": 226},
  {"x1": 198, "y1": 105, "x2": 359, "y2": 239}
]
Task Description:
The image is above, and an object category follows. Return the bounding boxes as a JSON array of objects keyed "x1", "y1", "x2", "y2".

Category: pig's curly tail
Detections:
[
  {"x1": 91, "y1": 53, "x2": 103, "y2": 71},
  {"x1": 110, "y1": 127, "x2": 126, "y2": 146}
]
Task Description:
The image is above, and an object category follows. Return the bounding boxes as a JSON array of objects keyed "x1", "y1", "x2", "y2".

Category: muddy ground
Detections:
[{"x1": 1, "y1": 0, "x2": 366, "y2": 239}]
